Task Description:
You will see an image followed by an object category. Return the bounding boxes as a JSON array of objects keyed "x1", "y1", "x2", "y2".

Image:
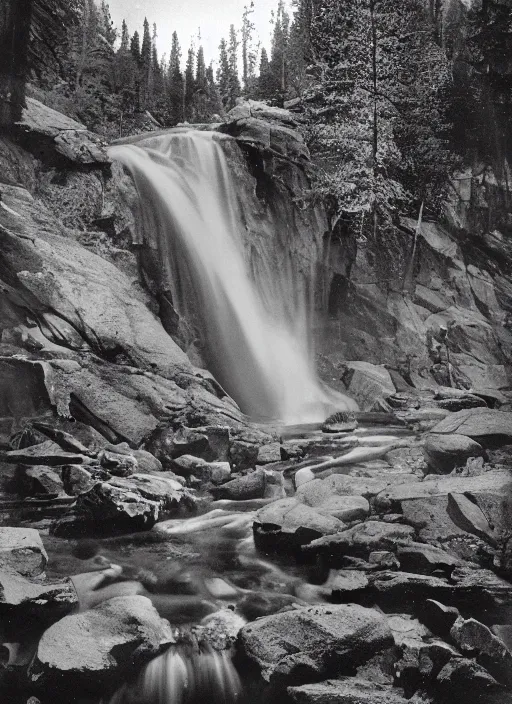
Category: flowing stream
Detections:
[{"x1": 109, "y1": 131, "x2": 355, "y2": 423}]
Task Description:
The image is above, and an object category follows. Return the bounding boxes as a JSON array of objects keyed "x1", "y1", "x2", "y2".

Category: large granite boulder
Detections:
[
  {"x1": 0, "y1": 569, "x2": 78, "y2": 640},
  {"x1": 52, "y1": 473, "x2": 195, "y2": 536},
  {"x1": 253, "y1": 497, "x2": 344, "y2": 551},
  {"x1": 16, "y1": 98, "x2": 109, "y2": 166},
  {"x1": 424, "y1": 433, "x2": 485, "y2": 473},
  {"x1": 238, "y1": 604, "x2": 393, "y2": 685},
  {"x1": 29, "y1": 595, "x2": 173, "y2": 693}
]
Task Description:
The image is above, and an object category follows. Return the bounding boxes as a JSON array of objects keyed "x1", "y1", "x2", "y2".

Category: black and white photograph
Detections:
[{"x1": 0, "y1": 0, "x2": 512, "y2": 702}]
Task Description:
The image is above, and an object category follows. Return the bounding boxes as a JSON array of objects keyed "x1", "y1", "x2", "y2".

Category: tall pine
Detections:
[{"x1": 168, "y1": 31, "x2": 184, "y2": 124}]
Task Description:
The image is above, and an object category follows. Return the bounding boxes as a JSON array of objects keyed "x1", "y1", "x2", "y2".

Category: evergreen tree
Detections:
[
  {"x1": 227, "y1": 24, "x2": 241, "y2": 108},
  {"x1": 184, "y1": 45, "x2": 196, "y2": 120},
  {"x1": 217, "y1": 37, "x2": 230, "y2": 105},
  {"x1": 130, "y1": 30, "x2": 141, "y2": 65},
  {"x1": 196, "y1": 45, "x2": 206, "y2": 90},
  {"x1": 257, "y1": 47, "x2": 273, "y2": 98},
  {"x1": 206, "y1": 62, "x2": 225, "y2": 117},
  {"x1": 151, "y1": 23, "x2": 166, "y2": 120},
  {"x1": 306, "y1": 0, "x2": 454, "y2": 225},
  {"x1": 99, "y1": 1, "x2": 116, "y2": 49},
  {"x1": 140, "y1": 17, "x2": 152, "y2": 108},
  {"x1": 269, "y1": 0, "x2": 290, "y2": 102},
  {"x1": 120, "y1": 19, "x2": 129, "y2": 51},
  {"x1": 241, "y1": 2, "x2": 255, "y2": 91},
  {"x1": 287, "y1": 0, "x2": 312, "y2": 96},
  {"x1": 168, "y1": 31, "x2": 184, "y2": 124}
]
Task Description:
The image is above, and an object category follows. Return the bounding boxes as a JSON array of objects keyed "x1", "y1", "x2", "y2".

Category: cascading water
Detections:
[
  {"x1": 106, "y1": 644, "x2": 241, "y2": 704},
  {"x1": 109, "y1": 131, "x2": 356, "y2": 423}
]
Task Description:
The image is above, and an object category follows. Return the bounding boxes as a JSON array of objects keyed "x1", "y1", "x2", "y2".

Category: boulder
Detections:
[
  {"x1": 430, "y1": 409, "x2": 512, "y2": 446},
  {"x1": 107, "y1": 474, "x2": 195, "y2": 511},
  {"x1": 149, "y1": 426, "x2": 232, "y2": 465},
  {"x1": 238, "y1": 604, "x2": 393, "y2": 685},
  {"x1": 0, "y1": 527, "x2": 48, "y2": 577},
  {"x1": 16, "y1": 98, "x2": 109, "y2": 166},
  {"x1": 436, "y1": 658, "x2": 509, "y2": 702},
  {"x1": 0, "y1": 570, "x2": 78, "y2": 640},
  {"x1": 288, "y1": 678, "x2": 409, "y2": 704},
  {"x1": 420, "y1": 599, "x2": 460, "y2": 637},
  {"x1": 254, "y1": 498, "x2": 344, "y2": 551},
  {"x1": 328, "y1": 570, "x2": 369, "y2": 597},
  {"x1": 315, "y1": 495, "x2": 370, "y2": 522},
  {"x1": 396, "y1": 543, "x2": 460, "y2": 576},
  {"x1": 304, "y1": 521, "x2": 415, "y2": 562},
  {"x1": 21, "y1": 466, "x2": 66, "y2": 496},
  {"x1": 168, "y1": 455, "x2": 230, "y2": 484},
  {"x1": 3, "y1": 440, "x2": 87, "y2": 467},
  {"x1": 52, "y1": 481, "x2": 160, "y2": 536},
  {"x1": 296, "y1": 475, "x2": 393, "y2": 506},
  {"x1": 340, "y1": 362, "x2": 396, "y2": 412},
  {"x1": 29, "y1": 595, "x2": 173, "y2": 693},
  {"x1": 257, "y1": 443, "x2": 282, "y2": 464},
  {"x1": 447, "y1": 492, "x2": 497, "y2": 544},
  {"x1": 61, "y1": 465, "x2": 104, "y2": 496},
  {"x1": 193, "y1": 608, "x2": 246, "y2": 651},
  {"x1": 54, "y1": 472, "x2": 196, "y2": 535},
  {"x1": 451, "y1": 616, "x2": 512, "y2": 687},
  {"x1": 98, "y1": 448, "x2": 138, "y2": 477},
  {"x1": 212, "y1": 469, "x2": 266, "y2": 500},
  {"x1": 424, "y1": 433, "x2": 485, "y2": 473}
]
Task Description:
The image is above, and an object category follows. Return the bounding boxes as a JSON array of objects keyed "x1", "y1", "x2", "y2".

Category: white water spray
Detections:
[{"x1": 109, "y1": 131, "x2": 356, "y2": 423}]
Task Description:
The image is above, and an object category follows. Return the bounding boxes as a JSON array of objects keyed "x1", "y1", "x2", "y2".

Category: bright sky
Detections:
[{"x1": 106, "y1": 0, "x2": 293, "y2": 68}]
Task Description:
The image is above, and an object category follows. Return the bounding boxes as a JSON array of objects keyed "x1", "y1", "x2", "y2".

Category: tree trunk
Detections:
[{"x1": 0, "y1": 0, "x2": 33, "y2": 127}]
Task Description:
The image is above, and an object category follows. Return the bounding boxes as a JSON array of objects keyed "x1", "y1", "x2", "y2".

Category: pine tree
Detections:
[
  {"x1": 99, "y1": 1, "x2": 116, "y2": 49},
  {"x1": 241, "y1": 2, "x2": 255, "y2": 91},
  {"x1": 306, "y1": 0, "x2": 454, "y2": 225},
  {"x1": 269, "y1": 0, "x2": 290, "y2": 102},
  {"x1": 206, "y1": 62, "x2": 225, "y2": 117},
  {"x1": 130, "y1": 30, "x2": 141, "y2": 65},
  {"x1": 184, "y1": 45, "x2": 196, "y2": 120},
  {"x1": 257, "y1": 47, "x2": 273, "y2": 98},
  {"x1": 120, "y1": 19, "x2": 129, "y2": 51},
  {"x1": 217, "y1": 38, "x2": 230, "y2": 105},
  {"x1": 287, "y1": 0, "x2": 312, "y2": 96},
  {"x1": 227, "y1": 24, "x2": 241, "y2": 108},
  {"x1": 168, "y1": 31, "x2": 184, "y2": 124},
  {"x1": 196, "y1": 45, "x2": 206, "y2": 91},
  {"x1": 140, "y1": 17, "x2": 152, "y2": 109}
]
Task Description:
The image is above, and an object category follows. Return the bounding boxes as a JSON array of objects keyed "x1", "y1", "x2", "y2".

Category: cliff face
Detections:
[{"x1": 315, "y1": 0, "x2": 512, "y2": 402}]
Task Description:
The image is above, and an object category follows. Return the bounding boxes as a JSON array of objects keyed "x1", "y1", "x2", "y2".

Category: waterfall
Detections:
[
  {"x1": 106, "y1": 644, "x2": 241, "y2": 704},
  {"x1": 109, "y1": 131, "x2": 356, "y2": 423}
]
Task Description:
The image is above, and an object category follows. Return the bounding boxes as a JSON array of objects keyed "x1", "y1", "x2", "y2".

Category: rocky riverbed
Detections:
[{"x1": 1, "y1": 396, "x2": 512, "y2": 704}]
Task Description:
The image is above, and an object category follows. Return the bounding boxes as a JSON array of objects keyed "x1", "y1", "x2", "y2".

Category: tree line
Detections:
[
  {"x1": 2, "y1": 0, "x2": 510, "y2": 230},
  {"x1": 12, "y1": 0, "x2": 305, "y2": 137}
]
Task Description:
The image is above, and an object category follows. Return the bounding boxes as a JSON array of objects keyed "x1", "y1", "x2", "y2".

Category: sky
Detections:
[{"x1": 106, "y1": 0, "x2": 293, "y2": 69}]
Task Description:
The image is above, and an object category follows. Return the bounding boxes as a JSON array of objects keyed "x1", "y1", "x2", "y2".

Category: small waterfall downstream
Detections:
[
  {"x1": 109, "y1": 131, "x2": 355, "y2": 423},
  {"x1": 107, "y1": 645, "x2": 241, "y2": 704}
]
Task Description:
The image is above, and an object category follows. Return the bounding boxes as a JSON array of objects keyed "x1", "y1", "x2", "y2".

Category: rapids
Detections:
[{"x1": 108, "y1": 131, "x2": 356, "y2": 423}]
